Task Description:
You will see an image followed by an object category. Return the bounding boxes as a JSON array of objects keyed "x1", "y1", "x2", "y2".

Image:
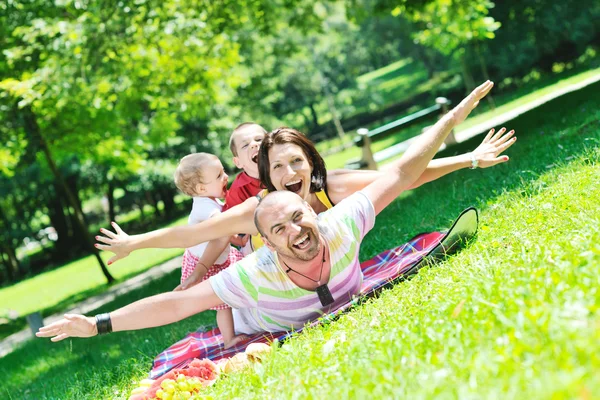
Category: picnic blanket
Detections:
[{"x1": 150, "y1": 208, "x2": 478, "y2": 379}]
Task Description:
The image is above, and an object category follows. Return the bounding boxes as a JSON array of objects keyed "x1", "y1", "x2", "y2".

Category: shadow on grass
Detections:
[{"x1": 359, "y1": 81, "x2": 600, "y2": 260}]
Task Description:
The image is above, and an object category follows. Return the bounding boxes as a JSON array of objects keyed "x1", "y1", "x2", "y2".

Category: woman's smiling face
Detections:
[{"x1": 268, "y1": 143, "x2": 313, "y2": 201}]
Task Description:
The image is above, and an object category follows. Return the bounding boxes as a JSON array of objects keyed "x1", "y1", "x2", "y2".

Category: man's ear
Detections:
[
  {"x1": 303, "y1": 200, "x2": 318, "y2": 218},
  {"x1": 262, "y1": 236, "x2": 275, "y2": 252},
  {"x1": 233, "y1": 156, "x2": 243, "y2": 169}
]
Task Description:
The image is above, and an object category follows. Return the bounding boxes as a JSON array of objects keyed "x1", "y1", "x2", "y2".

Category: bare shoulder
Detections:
[{"x1": 326, "y1": 169, "x2": 384, "y2": 203}]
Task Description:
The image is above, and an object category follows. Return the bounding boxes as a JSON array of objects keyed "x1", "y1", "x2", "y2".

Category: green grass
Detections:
[{"x1": 1, "y1": 80, "x2": 598, "y2": 398}]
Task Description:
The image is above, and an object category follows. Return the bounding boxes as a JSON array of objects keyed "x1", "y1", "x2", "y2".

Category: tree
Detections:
[
  {"x1": 485, "y1": 0, "x2": 600, "y2": 79},
  {"x1": 394, "y1": 0, "x2": 500, "y2": 97},
  {"x1": 0, "y1": 0, "x2": 324, "y2": 283}
]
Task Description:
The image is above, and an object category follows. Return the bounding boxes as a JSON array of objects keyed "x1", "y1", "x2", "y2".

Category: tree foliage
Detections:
[{"x1": 1, "y1": 0, "x2": 598, "y2": 284}]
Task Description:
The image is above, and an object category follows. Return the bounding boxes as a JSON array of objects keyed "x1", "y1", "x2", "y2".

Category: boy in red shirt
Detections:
[{"x1": 222, "y1": 122, "x2": 267, "y2": 211}]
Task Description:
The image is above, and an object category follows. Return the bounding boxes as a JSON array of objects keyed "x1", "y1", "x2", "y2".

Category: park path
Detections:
[
  {"x1": 378, "y1": 72, "x2": 600, "y2": 169},
  {"x1": 0, "y1": 256, "x2": 182, "y2": 358},
  {"x1": 1, "y1": 71, "x2": 599, "y2": 358}
]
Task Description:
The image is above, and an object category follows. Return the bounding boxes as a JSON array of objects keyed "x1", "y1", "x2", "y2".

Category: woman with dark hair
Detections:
[{"x1": 97, "y1": 117, "x2": 515, "y2": 263}]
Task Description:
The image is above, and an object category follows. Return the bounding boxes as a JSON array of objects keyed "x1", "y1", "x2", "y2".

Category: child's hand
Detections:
[
  {"x1": 230, "y1": 234, "x2": 249, "y2": 248},
  {"x1": 174, "y1": 263, "x2": 208, "y2": 291},
  {"x1": 470, "y1": 127, "x2": 516, "y2": 168}
]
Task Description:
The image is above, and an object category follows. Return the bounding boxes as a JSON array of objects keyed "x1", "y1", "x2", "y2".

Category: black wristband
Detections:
[{"x1": 95, "y1": 313, "x2": 113, "y2": 335}]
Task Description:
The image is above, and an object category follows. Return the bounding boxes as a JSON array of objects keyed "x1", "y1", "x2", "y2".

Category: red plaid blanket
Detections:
[{"x1": 150, "y1": 231, "x2": 444, "y2": 378}]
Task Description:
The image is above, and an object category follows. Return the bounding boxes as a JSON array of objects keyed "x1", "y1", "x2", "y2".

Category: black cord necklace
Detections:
[{"x1": 280, "y1": 242, "x2": 335, "y2": 307}]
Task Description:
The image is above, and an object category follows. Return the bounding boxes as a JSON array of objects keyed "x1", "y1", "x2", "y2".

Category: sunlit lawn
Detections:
[{"x1": 1, "y1": 78, "x2": 598, "y2": 399}]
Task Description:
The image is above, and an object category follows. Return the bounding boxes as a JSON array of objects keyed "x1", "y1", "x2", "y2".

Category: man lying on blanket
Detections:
[{"x1": 37, "y1": 81, "x2": 502, "y2": 341}]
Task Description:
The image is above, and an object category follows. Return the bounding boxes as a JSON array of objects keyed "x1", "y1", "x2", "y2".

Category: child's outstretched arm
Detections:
[
  {"x1": 96, "y1": 196, "x2": 259, "y2": 265},
  {"x1": 174, "y1": 236, "x2": 230, "y2": 291}
]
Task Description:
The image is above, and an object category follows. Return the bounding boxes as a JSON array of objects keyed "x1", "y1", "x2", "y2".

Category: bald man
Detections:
[{"x1": 37, "y1": 81, "x2": 497, "y2": 341}]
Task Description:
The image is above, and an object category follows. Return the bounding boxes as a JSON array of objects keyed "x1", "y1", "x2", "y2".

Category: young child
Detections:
[
  {"x1": 222, "y1": 122, "x2": 268, "y2": 212},
  {"x1": 174, "y1": 123, "x2": 268, "y2": 287},
  {"x1": 173, "y1": 152, "x2": 247, "y2": 348}
]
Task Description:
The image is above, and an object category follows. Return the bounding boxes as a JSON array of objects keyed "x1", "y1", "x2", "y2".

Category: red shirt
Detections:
[{"x1": 223, "y1": 172, "x2": 263, "y2": 211}]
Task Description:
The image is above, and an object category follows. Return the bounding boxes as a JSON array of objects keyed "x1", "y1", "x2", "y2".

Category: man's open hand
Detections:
[{"x1": 36, "y1": 314, "x2": 97, "y2": 342}]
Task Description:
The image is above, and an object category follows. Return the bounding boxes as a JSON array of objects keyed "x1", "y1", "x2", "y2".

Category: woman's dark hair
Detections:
[{"x1": 258, "y1": 127, "x2": 327, "y2": 193}]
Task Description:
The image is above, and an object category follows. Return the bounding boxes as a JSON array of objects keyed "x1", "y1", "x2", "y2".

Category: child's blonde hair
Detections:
[{"x1": 174, "y1": 153, "x2": 218, "y2": 196}]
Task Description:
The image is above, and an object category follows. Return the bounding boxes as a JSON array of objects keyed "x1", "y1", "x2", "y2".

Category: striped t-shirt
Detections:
[{"x1": 209, "y1": 191, "x2": 375, "y2": 334}]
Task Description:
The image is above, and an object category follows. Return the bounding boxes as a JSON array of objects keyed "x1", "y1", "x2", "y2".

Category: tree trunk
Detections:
[
  {"x1": 107, "y1": 179, "x2": 116, "y2": 224},
  {"x1": 47, "y1": 188, "x2": 73, "y2": 260},
  {"x1": 323, "y1": 85, "x2": 346, "y2": 141},
  {"x1": 460, "y1": 49, "x2": 476, "y2": 94},
  {"x1": 308, "y1": 103, "x2": 320, "y2": 131},
  {"x1": 23, "y1": 107, "x2": 115, "y2": 284},
  {"x1": 474, "y1": 41, "x2": 496, "y2": 110},
  {"x1": 65, "y1": 174, "x2": 89, "y2": 252}
]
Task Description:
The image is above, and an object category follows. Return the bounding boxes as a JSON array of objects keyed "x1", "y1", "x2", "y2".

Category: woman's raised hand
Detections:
[
  {"x1": 36, "y1": 314, "x2": 97, "y2": 342},
  {"x1": 472, "y1": 127, "x2": 517, "y2": 168},
  {"x1": 451, "y1": 80, "x2": 494, "y2": 126},
  {"x1": 95, "y1": 222, "x2": 132, "y2": 265}
]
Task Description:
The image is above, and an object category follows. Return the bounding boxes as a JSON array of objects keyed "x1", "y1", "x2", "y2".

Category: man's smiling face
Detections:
[{"x1": 256, "y1": 191, "x2": 321, "y2": 261}]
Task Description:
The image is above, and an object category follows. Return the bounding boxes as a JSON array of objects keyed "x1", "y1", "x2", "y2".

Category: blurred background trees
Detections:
[{"x1": 1, "y1": 0, "x2": 598, "y2": 284}]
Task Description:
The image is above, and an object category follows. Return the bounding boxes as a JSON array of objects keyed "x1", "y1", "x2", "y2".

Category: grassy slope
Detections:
[{"x1": 1, "y1": 80, "x2": 598, "y2": 399}]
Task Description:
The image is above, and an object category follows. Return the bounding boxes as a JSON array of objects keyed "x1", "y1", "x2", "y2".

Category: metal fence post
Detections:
[
  {"x1": 357, "y1": 128, "x2": 378, "y2": 170},
  {"x1": 26, "y1": 312, "x2": 44, "y2": 336},
  {"x1": 436, "y1": 97, "x2": 457, "y2": 145}
]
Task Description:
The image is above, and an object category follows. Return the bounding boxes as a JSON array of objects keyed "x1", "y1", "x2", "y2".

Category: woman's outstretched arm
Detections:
[
  {"x1": 96, "y1": 196, "x2": 259, "y2": 264},
  {"x1": 361, "y1": 81, "x2": 500, "y2": 214},
  {"x1": 326, "y1": 125, "x2": 515, "y2": 204}
]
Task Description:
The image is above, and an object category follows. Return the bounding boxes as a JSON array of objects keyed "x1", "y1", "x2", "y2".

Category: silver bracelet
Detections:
[{"x1": 469, "y1": 153, "x2": 479, "y2": 169}]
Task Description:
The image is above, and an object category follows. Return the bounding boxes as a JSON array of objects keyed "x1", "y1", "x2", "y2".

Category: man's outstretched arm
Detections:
[{"x1": 36, "y1": 280, "x2": 222, "y2": 342}]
